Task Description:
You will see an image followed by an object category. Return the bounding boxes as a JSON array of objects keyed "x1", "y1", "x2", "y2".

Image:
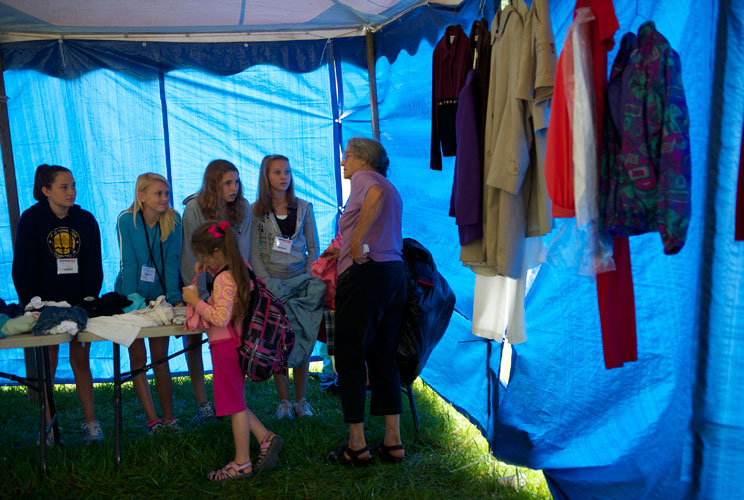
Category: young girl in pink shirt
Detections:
[{"x1": 182, "y1": 221, "x2": 282, "y2": 481}]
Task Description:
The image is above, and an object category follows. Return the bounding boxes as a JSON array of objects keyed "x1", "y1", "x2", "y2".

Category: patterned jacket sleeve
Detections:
[
  {"x1": 195, "y1": 271, "x2": 236, "y2": 327},
  {"x1": 657, "y1": 46, "x2": 691, "y2": 255}
]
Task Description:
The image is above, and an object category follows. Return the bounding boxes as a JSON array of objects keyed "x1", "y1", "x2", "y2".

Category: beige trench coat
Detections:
[{"x1": 461, "y1": 0, "x2": 555, "y2": 277}]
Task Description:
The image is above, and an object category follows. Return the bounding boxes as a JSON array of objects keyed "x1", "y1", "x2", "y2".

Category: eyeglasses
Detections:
[{"x1": 342, "y1": 152, "x2": 357, "y2": 162}]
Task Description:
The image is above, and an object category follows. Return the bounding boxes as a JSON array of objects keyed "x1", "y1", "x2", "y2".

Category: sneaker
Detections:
[
  {"x1": 164, "y1": 418, "x2": 181, "y2": 432},
  {"x1": 146, "y1": 418, "x2": 164, "y2": 435},
  {"x1": 276, "y1": 400, "x2": 294, "y2": 420},
  {"x1": 36, "y1": 428, "x2": 63, "y2": 447},
  {"x1": 191, "y1": 401, "x2": 217, "y2": 426},
  {"x1": 81, "y1": 420, "x2": 104, "y2": 444},
  {"x1": 292, "y1": 398, "x2": 314, "y2": 418}
]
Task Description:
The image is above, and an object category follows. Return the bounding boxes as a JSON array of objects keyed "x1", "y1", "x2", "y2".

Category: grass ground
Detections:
[{"x1": 0, "y1": 368, "x2": 550, "y2": 499}]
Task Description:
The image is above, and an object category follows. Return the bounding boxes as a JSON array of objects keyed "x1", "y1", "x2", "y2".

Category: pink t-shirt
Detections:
[{"x1": 338, "y1": 170, "x2": 403, "y2": 275}]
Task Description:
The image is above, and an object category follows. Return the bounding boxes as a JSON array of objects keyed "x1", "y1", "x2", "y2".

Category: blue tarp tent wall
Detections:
[{"x1": 0, "y1": 1, "x2": 742, "y2": 498}]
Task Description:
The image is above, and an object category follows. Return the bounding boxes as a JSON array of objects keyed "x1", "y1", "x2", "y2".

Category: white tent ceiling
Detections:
[{"x1": 0, "y1": 0, "x2": 462, "y2": 42}]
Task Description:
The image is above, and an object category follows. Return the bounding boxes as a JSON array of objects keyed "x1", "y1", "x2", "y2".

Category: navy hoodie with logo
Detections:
[{"x1": 12, "y1": 201, "x2": 103, "y2": 307}]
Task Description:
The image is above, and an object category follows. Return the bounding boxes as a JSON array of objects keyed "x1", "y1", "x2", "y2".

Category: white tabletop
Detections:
[
  {"x1": 0, "y1": 332, "x2": 73, "y2": 350},
  {"x1": 77, "y1": 325, "x2": 202, "y2": 343}
]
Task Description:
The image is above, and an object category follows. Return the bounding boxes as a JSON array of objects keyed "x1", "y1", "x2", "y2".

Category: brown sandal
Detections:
[{"x1": 206, "y1": 460, "x2": 253, "y2": 482}]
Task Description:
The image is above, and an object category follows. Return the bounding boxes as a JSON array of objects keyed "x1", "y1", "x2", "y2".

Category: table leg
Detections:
[
  {"x1": 36, "y1": 346, "x2": 47, "y2": 477},
  {"x1": 41, "y1": 346, "x2": 60, "y2": 444},
  {"x1": 114, "y1": 342, "x2": 122, "y2": 469}
]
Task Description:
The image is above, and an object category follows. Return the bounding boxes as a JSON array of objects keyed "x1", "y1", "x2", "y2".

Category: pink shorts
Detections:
[{"x1": 209, "y1": 338, "x2": 247, "y2": 417}]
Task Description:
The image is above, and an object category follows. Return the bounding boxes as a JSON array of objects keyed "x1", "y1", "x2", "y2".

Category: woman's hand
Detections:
[
  {"x1": 321, "y1": 246, "x2": 340, "y2": 261},
  {"x1": 349, "y1": 238, "x2": 364, "y2": 263},
  {"x1": 181, "y1": 285, "x2": 200, "y2": 307}
]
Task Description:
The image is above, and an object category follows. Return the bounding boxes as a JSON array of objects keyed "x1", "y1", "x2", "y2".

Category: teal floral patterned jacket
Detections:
[{"x1": 600, "y1": 22, "x2": 691, "y2": 255}]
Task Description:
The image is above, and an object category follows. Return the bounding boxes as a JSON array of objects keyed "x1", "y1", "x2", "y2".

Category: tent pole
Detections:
[
  {"x1": 0, "y1": 52, "x2": 20, "y2": 244},
  {"x1": 0, "y1": 51, "x2": 38, "y2": 403},
  {"x1": 365, "y1": 28, "x2": 380, "y2": 141},
  {"x1": 326, "y1": 40, "x2": 344, "y2": 232}
]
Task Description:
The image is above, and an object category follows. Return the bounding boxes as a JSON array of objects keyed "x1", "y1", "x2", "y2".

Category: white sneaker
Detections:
[
  {"x1": 292, "y1": 398, "x2": 314, "y2": 418},
  {"x1": 81, "y1": 420, "x2": 104, "y2": 444},
  {"x1": 276, "y1": 400, "x2": 294, "y2": 420},
  {"x1": 37, "y1": 428, "x2": 63, "y2": 447}
]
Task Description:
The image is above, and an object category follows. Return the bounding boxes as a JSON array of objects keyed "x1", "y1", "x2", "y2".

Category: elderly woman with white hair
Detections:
[{"x1": 322, "y1": 137, "x2": 407, "y2": 465}]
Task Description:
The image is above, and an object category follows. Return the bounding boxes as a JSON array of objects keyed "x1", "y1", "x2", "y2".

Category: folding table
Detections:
[
  {"x1": 77, "y1": 325, "x2": 204, "y2": 468},
  {"x1": 0, "y1": 332, "x2": 72, "y2": 476}
]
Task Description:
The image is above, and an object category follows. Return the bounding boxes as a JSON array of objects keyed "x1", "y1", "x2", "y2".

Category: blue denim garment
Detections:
[{"x1": 31, "y1": 306, "x2": 88, "y2": 336}]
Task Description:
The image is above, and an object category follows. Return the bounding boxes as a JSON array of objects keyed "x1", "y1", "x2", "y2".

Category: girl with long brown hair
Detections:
[
  {"x1": 250, "y1": 154, "x2": 320, "y2": 420},
  {"x1": 180, "y1": 159, "x2": 251, "y2": 424}
]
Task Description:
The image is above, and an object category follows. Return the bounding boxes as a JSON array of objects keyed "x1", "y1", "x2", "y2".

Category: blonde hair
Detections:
[
  {"x1": 197, "y1": 159, "x2": 247, "y2": 226},
  {"x1": 127, "y1": 172, "x2": 178, "y2": 241},
  {"x1": 252, "y1": 154, "x2": 297, "y2": 218},
  {"x1": 191, "y1": 221, "x2": 253, "y2": 324}
]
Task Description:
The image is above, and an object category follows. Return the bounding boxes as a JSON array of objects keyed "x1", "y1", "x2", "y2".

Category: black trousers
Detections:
[{"x1": 334, "y1": 260, "x2": 407, "y2": 424}]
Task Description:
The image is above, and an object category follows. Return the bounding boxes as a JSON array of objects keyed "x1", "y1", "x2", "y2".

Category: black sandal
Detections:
[
  {"x1": 326, "y1": 443, "x2": 375, "y2": 466},
  {"x1": 372, "y1": 440, "x2": 405, "y2": 463}
]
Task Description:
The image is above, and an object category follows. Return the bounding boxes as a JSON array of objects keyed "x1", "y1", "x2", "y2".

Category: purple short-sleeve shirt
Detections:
[{"x1": 338, "y1": 170, "x2": 403, "y2": 275}]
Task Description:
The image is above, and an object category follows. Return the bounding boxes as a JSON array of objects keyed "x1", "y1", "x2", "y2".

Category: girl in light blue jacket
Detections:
[
  {"x1": 115, "y1": 172, "x2": 182, "y2": 434},
  {"x1": 250, "y1": 155, "x2": 319, "y2": 420}
]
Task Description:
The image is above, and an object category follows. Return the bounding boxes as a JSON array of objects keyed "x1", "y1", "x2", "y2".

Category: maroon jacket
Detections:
[{"x1": 431, "y1": 25, "x2": 472, "y2": 170}]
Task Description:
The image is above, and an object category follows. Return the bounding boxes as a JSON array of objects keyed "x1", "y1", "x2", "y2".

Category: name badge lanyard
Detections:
[{"x1": 139, "y1": 212, "x2": 166, "y2": 292}]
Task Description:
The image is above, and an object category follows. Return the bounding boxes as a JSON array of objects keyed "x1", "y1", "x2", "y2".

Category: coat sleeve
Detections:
[
  {"x1": 12, "y1": 211, "x2": 40, "y2": 306},
  {"x1": 486, "y1": 30, "x2": 532, "y2": 196},
  {"x1": 237, "y1": 207, "x2": 252, "y2": 262},
  {"x1": 181, "y1": 201, "x2": 199, "y2": 285},
  {"x1": 164, "y1": 212, "x2": 183, "y2": 304},
  {"x1": 303, "y1": 203, "x2": 320, "y2": 274},
  {"x1": 83, "y1": 213, "x2": 104, "y2": 299},
  {"x1": 657, "y1": 47, "x2": 691, "y2": 255},
  {"x1": 116, "y1": 212, "x2": 140, "y2": 296},
  {"x1": 430, "y1": 46, "x2": 443, "y2": 171},
  {"x1": 248, "y1": 211, "x2": 270, "y2": 279}
]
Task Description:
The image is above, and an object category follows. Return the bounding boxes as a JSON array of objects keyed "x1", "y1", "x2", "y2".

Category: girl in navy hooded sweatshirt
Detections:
[{"x1": 12, "y1": 164, "x2": 104, "y2": 445}]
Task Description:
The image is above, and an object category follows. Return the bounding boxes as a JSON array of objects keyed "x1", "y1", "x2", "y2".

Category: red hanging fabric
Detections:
[{"x1": 546, "y1": 0, "x2": 637, "y2": 368}]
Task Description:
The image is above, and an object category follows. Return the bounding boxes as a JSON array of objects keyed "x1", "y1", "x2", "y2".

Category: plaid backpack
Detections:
[{"x1": 232, "y1": 265, "x2": 295, "y2": 382}]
